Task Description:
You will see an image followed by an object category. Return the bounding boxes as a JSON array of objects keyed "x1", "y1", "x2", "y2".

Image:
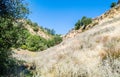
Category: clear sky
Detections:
[{"x1": 27, "y1": 0, "x2": 118, "y2": 34}]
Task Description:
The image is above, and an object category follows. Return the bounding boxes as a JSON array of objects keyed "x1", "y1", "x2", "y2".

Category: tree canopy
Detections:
[
  {"x1": 75, "y1": 16, "x2": 92, "y2": 30},
  {"x1": 0, "y1": 0, "x2": 29, "y2": 75}
]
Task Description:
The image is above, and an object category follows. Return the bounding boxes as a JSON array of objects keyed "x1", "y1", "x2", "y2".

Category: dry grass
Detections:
[{"x1": 13, "y1": 6, "x2": 120, "y2": 77}]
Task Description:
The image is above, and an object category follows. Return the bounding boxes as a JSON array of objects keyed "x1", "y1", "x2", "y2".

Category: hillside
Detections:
[
  {"x1": 19, "y1": 19, "x2": 53, "y2": 40},
  {"x1": 13, "y1": 4, "x2": 120, "y2": 77},
  {"x1": 64, "y1": 4, "x2": 120, "y2": 40},
  {"x1": 12, "y1": 19, "x2": 62, "y2": 52}
]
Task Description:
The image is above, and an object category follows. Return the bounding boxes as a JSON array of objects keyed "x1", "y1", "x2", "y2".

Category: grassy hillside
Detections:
[
  {"x1": 13, "y1": 19, "x2": 62, "y2": 51},
  {"x1": 13, "y1": 4, "x2": 120, "y2": 77},
  {"x1": 64, "y1": 4, "x2": 120, "y2": 40}
]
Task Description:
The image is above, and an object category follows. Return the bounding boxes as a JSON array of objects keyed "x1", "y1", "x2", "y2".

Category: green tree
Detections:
[
  {"x1": 26, "y1": 35, "x2": 47, "y2": 51},
  {"x1": 53, "y1": 35, "x2": 62, "y2": 44},
  {"x1": 75, "y1": 16, "x2": 92, "y2": 30},
  {"x1": 75, "y1": 20, "x2": 81, "y2": 30},
  {"x1": 110, "y1": 2, "x2": 117, "y2": 8},
  {"x1": 0, "y1": 0, "x2": 29, "y2": 75},
  {"x1": 45, "y1": 28, "x2": 56, "y2": 35}
]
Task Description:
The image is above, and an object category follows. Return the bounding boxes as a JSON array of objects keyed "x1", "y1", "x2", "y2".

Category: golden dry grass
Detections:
[{"x1": 13, "y1": 5, "x2": 120, "y2": 77}]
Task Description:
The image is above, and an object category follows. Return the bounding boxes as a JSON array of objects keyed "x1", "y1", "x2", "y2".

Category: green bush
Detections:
[
  {"x1": 33, "y1": 27, "x2": 39, "y2": 32},
  {"x1": 25, "y1": 35, "x2": 47, "y2": 51},
  {"x1": 75, "y1": 16, "x2": 92, "y2": 30},
  {"x1": 15, "y1": 29, "x2": 30, "y2": 48},
  {"x1": 26, "y1": 19, "x2": 33, "y2": 25},
  {"x1": 21, "y1": 45, "x2": 27, "y2": 49},
  {"x1": 32, "y1": 22, "x2": 38, "y2": 27},
  {"x1": 110, "y1": 2, "x2": 117, "y2": 8},
  {"x1": 44, "y1": 28, "x2": 55, "y2": 35},
  {"x1": 75, "y1": 20, "x2": 81, "y2": 30},
  {"x1": 53, "y1": 35, "x2": 62, "y2": 44},
  {"x1": 0, "y1": 0, "x2": 29, "y2": 76},
  {"x1": 47, "y1": 39, "x2": 55, "y2": 48}
]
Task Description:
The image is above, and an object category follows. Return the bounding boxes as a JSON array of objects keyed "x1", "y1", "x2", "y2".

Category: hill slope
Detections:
[
  {"x1": 13, "y1": 19, "x2": 62, "y2": 51},
  {"x1": 20, "y1": 19, "x2": 53, "y2": 39},
  {"x1": 14, "y1": 5, "x2": 120, "y2": 77},
  {"x1": 64, "y1": 4, "x2": 120, "y2": 40}
]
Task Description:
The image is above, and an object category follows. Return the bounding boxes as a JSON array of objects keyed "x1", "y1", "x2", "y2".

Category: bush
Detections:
[
  {"x1": 53, "y1": 35, "x2": 62, "y2": 44},
  {"x1": 75, "y1": 16, "x2": 92, "y2": 30},
  {"x1": 25, "y1": 35, "x2": 47, "y2": 51},
  {"x1": 26, "y1": 19, "x2": 33, "y2": 25},
  {"x1": 110, "y1": 2, "x2": 117, "y2": 8},
  {"x1": 47, "y1": 39, "x2": 55, "y2": 48},
  {"x1": 45, "y1": 28, "x2": 55, "y2": 35},
  {"x1": 15, "y1": 29, "x2": 30, "y2": 48},
  {"x1": 0, "y1": 0, "x2": 29, "y2": 75},
  {"x1": 33, "y1": 27, "x2": 39, "y2": 32},
  {"x1": 21, "y1": 45, "x2": 27, "y2": 49}
]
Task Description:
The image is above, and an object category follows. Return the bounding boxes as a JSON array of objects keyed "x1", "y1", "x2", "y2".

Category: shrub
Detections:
[
  {"x1": 47, "y1": 39, "x2": 55, "y2": 48},
  {"x1": 44, "y1": 28, "x2": 55, "y2": 35},
  {"x1": 75, "y1": 16, "x2": 92, "y2": 30},
  {"x1": 15, "y1": 29, "x2": 30, "y2": 48},
  {"x1": 47, "y1": 35, "x2": 62, "y2": 48},
  {"x1": 110, "y1": 2, "x2": 117, "y2": 8},
  {"x1": 75, "y1": 20, "x2": 81, "y2": 30},
  {"x1": 32, "y1": 22, "x2": 38, "y2": 27},
  {"x1": 33, "y1": 27, "x2": 39, "y2": 32},
  {"x1": 0, "y1": 0, "x2": 29, "y2": 76},
  {"x1": 21, "y1": 45, "x2": 27, "y2": 49},
  {"x1": 25, "y1": 35, "x2": 47, "y2": 51},
  {"x1": 53, "y1": 35, "x2": 62, "y2": 45},
  {"x1": 26, "y1": 19, "x2": 33, "y2": 25}
]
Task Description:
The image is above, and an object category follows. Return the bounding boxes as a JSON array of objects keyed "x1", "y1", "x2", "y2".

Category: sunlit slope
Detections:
[
  {"x1": 20, "y1": 19, "x2": 53, "y2": 39},
  {"x1": 64, "y1": 4, "x2": 120, "y2": 40},
  {"x1": 14, "y1": 5, "x2": 120, "y2": 77}
]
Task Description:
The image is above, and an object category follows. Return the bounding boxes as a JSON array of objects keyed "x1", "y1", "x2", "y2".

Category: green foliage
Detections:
[
  {"x1": 75, "y1": 20, "x2": 81, "y2": 30},
  {"x1": 53, "y1": 35, "x2": 63, "y2": 44},
  {"x1": 47, "y1": 39, "x2": 55, "y2": 47},
  {"x1": 0, "y1": 0, "x2": 29, "y2": 19},
  {"x1": 33, "y1": 27, "x2": 39, "y2": 32},
  {"x1": 0, "y1": 17, "x2": 22, "y2": 76},
  {"x1": 21, "y1": 45, "x2": 27, "y2": 49},
  {"x1": 110, "y1": 2, "x2": 117, "y2": 8},
  {"x1": 47, "y1": 35, "x2": 62, "y2": 47},
  {"x1": 0, "y1": 0, "x2": 29, "y2": 76},
  {"x1": 25, "y1": 35, "x2": 47, "y2": 51},
  {"x1": 15, "y1": 28, "x2": 30, "y2": 48},
  {"x1": 26, "y1": 19, "x2": 39, "y2": 32},
  {"x1": 75, "y1": 16, "x2": 92, "y2": 30},
  {"x1": 32, "y1": 22, "x2": 38, "y2": 27},
  {"x1": 26, "y1": 19, "x2": 33, "y2": 25},
  {"x1": 17, "y1": 20, "x2": 62, "y2": 51},
  {"x1": 19, "y1": 33, "x2": 62, "y2": 51},
  {"x1": 44, "y1": 28, "x2": 56, "y2": 35}
]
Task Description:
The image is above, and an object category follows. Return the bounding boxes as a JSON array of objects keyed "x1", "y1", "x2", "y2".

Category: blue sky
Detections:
[{"x1": 27, "y1": 0, "x2": 118, "y2": 34}]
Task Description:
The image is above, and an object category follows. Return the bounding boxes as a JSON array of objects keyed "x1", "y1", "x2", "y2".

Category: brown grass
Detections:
[{"x1": 13, "y1": 5, "x2": 120, "y2": 77}]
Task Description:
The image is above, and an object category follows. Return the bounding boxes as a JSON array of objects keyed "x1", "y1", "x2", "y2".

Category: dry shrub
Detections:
[{"x1": 103, "y1": 36, "x2": 120, "y2": 59}]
